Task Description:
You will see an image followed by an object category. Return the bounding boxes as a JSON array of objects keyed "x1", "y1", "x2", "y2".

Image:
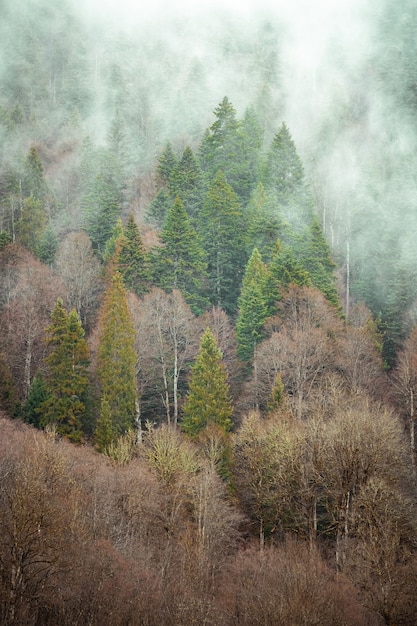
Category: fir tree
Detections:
[
  {"x1": 22, "y1": 146, "x2": 48, "y2": 202},
  {"x1": 40, "y1": 299, "x2": 90, "y2": 442},
  {"x1": 17, "y1": 197, "x2": 47, "y2": 255},
  {"x1": 151, "y1": 196, "x2": 208, "y2": 313},
  {"x1": 262, "y1": 122, "x2": 304, "y2": 201},
  {"x1": 268, "y1": 239, "x2": 312, "y2": 299},
  {"x1": 118, "y1": 214, "x2": 149, "y2": 295},
  {"x1": 96, "y1": 271, "x2": 138, "y2": 441},
  {"x1": 199, "y1": 97, "x2": 257, "y2": 203},
  {"x1": 23, "y1": 373, "x2": 49, "y2": 427},
  {"x1": 236, "y1": 248, "x2": 272, "y2": 362},
  {"x1": 95, "y1": 395, "x2": 116, "y2": 452},
  {"x1": 198, "y1": 170, "x2": 248, "y2": 314},
  {"x1": 157, "y1": 141, "x2": 178, "y2": 189},
  {"x1": 181, "y1": 328, "x2": 233, "y2": 438},
  {"x1": 247, "y1": 182, "x2": 284, "y2": 261},
  {"x1": 37, "y1": 223, "x2": 58, "y2": 265},
  {"x1": 171, "y1": 145, "x2": 205, "y2": 219},
  {"x1": 82, "y1": 148, "x2": 124, "y2": 256},
  {"x1": 299, "y1": 217, "x2": 340, "y2": 309},
  {"x1": 146, "y1": 189, "x2": 172, "y2": 227}
]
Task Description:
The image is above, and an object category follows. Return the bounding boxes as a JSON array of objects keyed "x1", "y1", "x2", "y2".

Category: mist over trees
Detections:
[{"x1": 2, "y1": 0, "x2": 417, "y2": 623}]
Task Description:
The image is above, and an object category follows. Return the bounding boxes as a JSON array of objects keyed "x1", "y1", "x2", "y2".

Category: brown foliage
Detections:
[
  {"x1": 224, "y1": 540, "x2": 375, "y2": 625},
  {"x1": 0, "y1": 246, "x2": 65, "y2": 399}
]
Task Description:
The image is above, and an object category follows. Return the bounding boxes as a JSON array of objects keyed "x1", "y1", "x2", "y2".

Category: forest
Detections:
[{"x1": 2, "y1": 0, "x2": 417, "y2": 624}]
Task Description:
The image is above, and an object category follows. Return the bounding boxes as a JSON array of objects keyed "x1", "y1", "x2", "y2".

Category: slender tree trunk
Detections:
[
  {"x1": 135, "y1": 398, "x2": 142, "y2": 444},
  {"x1": 346, "y1": 240, "x2": 350, "y2": 319},
  {"x1": 410, "y1": 387, "x2": 415, "y2": 454}
]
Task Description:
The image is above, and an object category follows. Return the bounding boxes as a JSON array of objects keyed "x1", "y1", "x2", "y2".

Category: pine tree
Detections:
[
  {"x1": 151, "y1": 196, "x2": 208, "y2": 313},
  {"x1": 236, "y1": 248, "x2": 272, "y2": 362},
  {"x1": 118, "y1": 213, "x2": 149, "y2": 295},
  {"x1": 181, "y1": 328, "x2": 233, "y2": 437},
  {"x1": 96, "y1": 271, "x2": 138, "y2": 441},
  {"x1": 40, "y1": 299, "x2": 90, "y2": 442},
  {"x1": 198, "y1": 170, "x2": 248, "y2": 314}
]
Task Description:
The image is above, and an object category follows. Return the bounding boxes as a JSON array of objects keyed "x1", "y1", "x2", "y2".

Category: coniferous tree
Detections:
[
  {"x1": 299, "y1": 217, "x2": 340, "y2": 309},
  {"x1": 268, "y1": 239, "x2": 312, "y2": 296},
  {"x1": 0, "y1": 352, "x2": 20, "y2": 418},
  {"x1": 82, "y1": 148, "x2": 124, "y2": 256},
  {"x1": 171, "y1": 146, "x2": 205, "y2": 219},
  {"x1": 236, "y1": 248, "x2": 273, "y2": 362},
  {"x1": 198, "y1": 170, "x2": 248, "y2": 314},
  {"x1": 199, "y1": 97, "x2": 254, "y2": 202},
  {"x1": 22, "y1": 146, "x2": 48, "y2": 202},
  {"x1": 262, "y1": 122, "x2": 304, "y2": 202},
  {"x1": 96, "y1": 271, "x2": 138, "y2": 441},
  {"x1": 146, "y1": 189, "x2": 172, "y2": 227},
  {"x1": 151, "y1": 196, "x2": 208, "y2": 313},
  {"x1": 40, "y1": 299, "x2": 90, "y2": 442},
  {"x1": 22, "y1": 373, "x2": 49, "y2": 427},
  {"x1": 181, "y1": 327, "x2": 233, "y2": 437},
  {"x1": 117, "y1": 213, "x2": 149, "y2": 295},
  {"x1": 37, "y1": 223, "x2": 58, "y2": 265},
  {"x1": 157, "y1": 141, "x2": 178, "y2": 189},
  {"x1": 247, "y1": 182, "x2": 284, "y2": 261},
  {"x1": 262, "y1": 122, "x2": 313, "y2": 230},
  {"x1": 16, "y1": 197, "x2": 47, "y2": 254}
]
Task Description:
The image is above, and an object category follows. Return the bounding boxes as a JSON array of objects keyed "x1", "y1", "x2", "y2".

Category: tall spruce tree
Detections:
[
  {"x1": 40, "y1": 299, "x2": 90, "y2": 442},
  {"x1": 171, "y1": 146, "x2": 205, "y2": 219},
  {"x1": 198, "y1": 170, "x2": 248, "y2": 314},
  {"x1": 82, "y1": 148, "x2": 124, "y2": 256},
  {"x1": 96, "y1": 271, "x2": 138, "y2": 442},
  {"x1": 268, "y1": 240, "x2": 312, "y2": 291},
  {"x1": 236, "y1": 248, "x2": 272, "y2": 362},
  {"x1": 298, "y1": 217, "x2": 340, "y2": 309},
  {"x1": 199, "y1": 97, "x2": 254, "y2": 203},
  {"x1": 151, "y1": 196, "x2": 208, "y2": 313},
  {"x1": 117, "y1": 213, "x2": 149, "y2": 295},
  {"x1": 181, "y1": 327, "x2": 233, "y2": 438}
]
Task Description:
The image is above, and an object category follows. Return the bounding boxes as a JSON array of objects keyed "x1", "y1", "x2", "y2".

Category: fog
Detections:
[{"x1": 1, "y1": 0, "x2": 416, "y2": 355}]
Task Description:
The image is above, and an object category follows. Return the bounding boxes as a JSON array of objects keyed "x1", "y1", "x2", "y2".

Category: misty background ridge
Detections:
[{"x1": 1, "y1": 0, "x2": 417, "y2": 361}]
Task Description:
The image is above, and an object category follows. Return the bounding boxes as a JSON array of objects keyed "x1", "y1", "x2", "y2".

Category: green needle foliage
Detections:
[
  {"x1": 40, "y1": 299, "x2": 90, "y2": 442},
  {"x1": 236, "y1": 248, "x2": 273, "y2": 362},
  {"x1": 181, "y1": 327, "x2": 233, "y2": 438},
  {"x1": 151, "y1": 196, "x2": 208, "y2": 314},
  {"x1": 96, "y1": 271, "x2": 138, "y2": 444},
  {"x1": 118, "y1": 214, "x2": 149, "y2": 296},
  {"x1": 198, "y1": 170, "x2": 248, "y2": 314}
]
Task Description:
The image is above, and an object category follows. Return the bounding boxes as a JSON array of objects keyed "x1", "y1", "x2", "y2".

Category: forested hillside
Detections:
[{"x1": 2, "y1": 0, "x2": 417, "y2": 624}]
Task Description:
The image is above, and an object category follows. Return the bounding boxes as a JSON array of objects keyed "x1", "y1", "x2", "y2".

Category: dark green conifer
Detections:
[
  {"x1": 96, "y1": 271, "x2": 138, "y2": 441},
  {"x1": 40, "y1": 300, "x2": 90, "y2": 442},
  {"x1": 236, "y1": 248, "x2": 272, "y2": 362},
  {"x1": 118, "y1": 214, "x2": 149, "y2": 295},
  {"x1": 181, "y1": 328, "x2": 233, "y2": 438},
  {"x1": 198, "y1": 170, "x2": 248, "y2": 314},
  {"x1": 151, "y1": 196, "x2": 208, "y2": 313}
]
